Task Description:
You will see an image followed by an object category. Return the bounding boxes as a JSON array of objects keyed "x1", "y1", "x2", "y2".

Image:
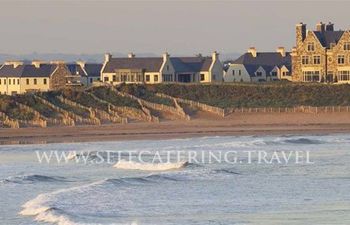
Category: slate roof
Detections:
[
  {"x1": 67, "y1": 64, "x2": 86, "y2": 76},
  {"x1": 313, "y1": 31, "x2": 344, "y2": 48},
  {"x1": 0, "y1": 64, "x2": 58, "y2": 78},
  {"x1": 102, "y1": 56, "x2": 213, "y2": 74},
  {"x1": 84, "y1": 64, "x2": 102, "y2": 77},
  {"x1": 233, "y1": 52, "x2": 291, "y2": 76},
  {"x1": 102, "y1": 58, "x2": 163, "y2": 73},
  {"x1": 170, "y1": 57, "x2": 212, "y2": 73}
]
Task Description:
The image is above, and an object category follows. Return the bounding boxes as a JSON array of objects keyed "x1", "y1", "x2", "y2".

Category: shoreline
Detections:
[{"x1": 1, "y1": 112, "x2": 350, "y2": 145}]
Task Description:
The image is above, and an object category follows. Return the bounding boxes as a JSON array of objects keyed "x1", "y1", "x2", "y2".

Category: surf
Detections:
[{"x1": 113, "y1": 159, "x2": 188, "y2": 171}]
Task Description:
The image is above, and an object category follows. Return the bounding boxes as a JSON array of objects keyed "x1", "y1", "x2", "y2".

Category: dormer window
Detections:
[
  {"x1": 256, "y1": 71, "x2": 262, "y2": 76},
  {"x1": 344, "y1": 42, "x2": 350, "y2": 51},
  {"x1": 307, "y1": 42, "x2": 315, "y2": 51}
]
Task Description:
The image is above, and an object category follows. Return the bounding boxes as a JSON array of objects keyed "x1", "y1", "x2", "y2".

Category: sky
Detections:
[{"x1": 1, "y1": 0, "x2": 350, "y2": 56}]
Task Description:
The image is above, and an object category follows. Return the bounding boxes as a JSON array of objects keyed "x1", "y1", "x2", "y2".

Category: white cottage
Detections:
[{"x1": 224, "y1": 47, "x2": 292, "y2": 82}]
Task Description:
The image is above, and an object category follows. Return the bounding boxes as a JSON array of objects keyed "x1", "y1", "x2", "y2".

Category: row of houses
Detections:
[{"x1": 0, "y1": 22, "x2": 349, "y2": 95}]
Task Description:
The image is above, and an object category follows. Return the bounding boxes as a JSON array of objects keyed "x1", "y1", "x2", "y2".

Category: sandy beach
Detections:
[{"x1": 0, "y1": 111, "x2": 350, "y2": 144}]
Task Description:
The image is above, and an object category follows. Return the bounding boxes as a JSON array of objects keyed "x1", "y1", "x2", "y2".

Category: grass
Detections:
[
  {"x1": 117, "y1": 84, "x2": 175, "y2": 107},
  {"x1": 89, "y1": 86, "x2": 141, "y2": 109}
]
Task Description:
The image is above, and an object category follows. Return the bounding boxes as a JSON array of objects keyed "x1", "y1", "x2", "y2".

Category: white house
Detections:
[{"x1": 224, "y1": 47, "x2": 292, "y2": 82}]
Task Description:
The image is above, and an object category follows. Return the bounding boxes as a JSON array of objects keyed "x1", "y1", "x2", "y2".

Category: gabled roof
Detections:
[
  {"x1": 234, "y1": 52, "x2": 291, "y2": 76},
  {"x1": 0, "y1": 64, "x2": 58, "y2": 78},
  {"x1": 102, "y1": 58, "x2": 163, "y2": 73},
  {"x1": 233, "y1": 52, "x2": 291, "y2": 66},
  {"x1": 313, "y1": 31, "x2": 344, "y2": 48},
  {"x1": 84, "y1": 64, "x2": 102, "y2": 77},
  {"x1": 67, "y1": 64, "x2": 86, "y2": 76},
  {"x1": 170, "y1": 57, "x2": 212, "y2": 73}
]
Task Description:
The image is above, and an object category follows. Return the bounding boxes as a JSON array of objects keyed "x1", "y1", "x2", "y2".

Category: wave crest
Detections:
[{"x1": 113, "y1": 159, "x2": 188, "y2": 171}]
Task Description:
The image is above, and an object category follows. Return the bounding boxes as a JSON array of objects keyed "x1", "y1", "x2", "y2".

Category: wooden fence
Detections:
[
  {"x1": 225, "y1": 106, "x2": 350, "y2": 114},
  {"x1": 156, "y1": 93, "x2": 226, "y2": 117},
  {"x1": 115, "y1": 90, "x2": 190, "y2": 121},
  {"x1": 0, "y1": 112, "x2": 19, "y2": 128}
]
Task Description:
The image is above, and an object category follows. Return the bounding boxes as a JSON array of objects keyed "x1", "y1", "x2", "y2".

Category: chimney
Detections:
[
  {"x1": 276, "y1": 47, "x2": 286, "y2": 57},
  {"x1": 163, "y1": 52, "x2": 170, "y2": 61},
  {"x1": 104, "y1": 53, "x2": 112, "y2": 62},
  {"x1": 248, "y1": 47, "x2": 257, "y2": 57},
  {"x1": 5, "y1": 61, "x2": 24, "y2": 68},
  {"x1": 50, "y1": 60, "x2": 65, "y2": 65},
  {"x1": 326, "y1": 22, "x2": 334, "y2": 31},
  {"x1": 32, "y1": 60, "x2": 45, "y2": 68},
  {"x1": 296, "y1": 22, "x2": 306, "y2": 44},
  {"x1": 316, "y1": 22, "x2": 325, "y2": 32},
  {"x1": 212, "y1": 51, "x2": 219, "y2": 61},
  {"x1": 128, "y1": 53, "x2": 135, "y2": 58}
]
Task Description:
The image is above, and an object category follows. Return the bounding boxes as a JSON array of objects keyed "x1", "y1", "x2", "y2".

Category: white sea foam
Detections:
[{"x1": 113, "y1": 159, "x2": 188, "y2": 171}]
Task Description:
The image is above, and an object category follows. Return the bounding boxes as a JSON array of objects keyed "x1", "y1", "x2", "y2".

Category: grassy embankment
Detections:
[{"x1": 0, "y1": 83, "x2": 349, "y2": 127}]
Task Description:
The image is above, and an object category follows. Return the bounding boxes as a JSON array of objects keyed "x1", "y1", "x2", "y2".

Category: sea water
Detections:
[{"x1": 0, "y1": 134, "x2": 350, "y2": 225}]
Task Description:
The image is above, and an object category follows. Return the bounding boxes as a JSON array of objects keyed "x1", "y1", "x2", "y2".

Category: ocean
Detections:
[{"x1": 0, "y1": 134, "x2": 350, "y2": 225}]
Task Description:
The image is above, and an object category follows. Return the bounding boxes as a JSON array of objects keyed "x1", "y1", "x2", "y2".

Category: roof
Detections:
[
  {"x1": 313, "y1": 31, "x2": 344, "y2": 48},
  {"x1": 170, "y1": 57, "x2": 212, "y2": 73},
  {"x1": 0, "y1": 64, "x2": 58, "y2": 78},
  {"x1": 233, "y1": 52, "x2": 291, "y2": 76},
  {"x1": 67, "y1": 64, "x2": 86, "y2": 76},
  {"x1": 84, "y1": 64, "x2": 102, "y2": 77},
  {"x1": 102, "y1": 58, "x2": 163, "y2": 73}
]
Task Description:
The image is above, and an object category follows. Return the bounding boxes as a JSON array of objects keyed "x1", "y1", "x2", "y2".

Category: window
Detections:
[
  {"x1": 9, "y1": 79, "x2": 11, "y2": 85},
  {"x1": 34, "y1": 79, "x2": 37, "y2": 85},
  {"x1": 282, "y1": 71, "x2": 290, "y2": 76},
  {"x1": 200, "y1": 74, "x2": 205, "y2": 81},
  {"x1": 307, "y1": 42, "x2": 315, "y2": 51},
  {"x1": 166, "y1": 65, "x2": 169, "y2": 71},
  {"x1": 154, "y1": 75, "x2": 158, "y2": 82},
  {"x1": 26, "y1": 79, "x2": 29, "y2": 85},
  {"x1": 104, "y1": 77, "x2": 109, "y2": 82},
  {"x1": 344, "y1": 42, "x2": 350, "y2": 50},
  {"x1": 162, "y1": 74, "x2": 173, "y2": 82},
  {"x1": 90, "y1": 78, "x2": 93, "y2": 83},
  {"x1": 239, "y1": 70, "x2": 241, "y2": 75},
  {"x1": 302, "y1": 56, "x2": 309, "y2": 65},
  {"x1": 212, "y1": 74, "x2": 216, "y2": 80},
  {"x1": 43, "y1": 79, "x2": 47, "y2": 85},
  {"x1": 256, "y1": 72, "x2": 262, "y2": 76},
  {"x1": 13, "y1": 79, "x2": 15, "y2": 84},
  {"x1": 338, "y1": 55, "x2": 345, "y2": 64},
  {"x1": 313, "y1": 55, "x2": 321, "y2": 64},
  {"x1": 4, "y1": 79, "x2": 6, "y2": 85},
  {"x1": 232, "y1": 70, "x2": 235, "y2": 75},
  {"x1": 112, "y1": 75, "x2": 117, "y2": 82},
  {"x1": 271, "y1": 71, "x2": 278, "y2": 76},
  {"x1": 303, "y1": 71, "x2": 320, "y2": 82},
  {"x1": 338, "y1": 71, "x2": 350, "y2": 81},
  {"x1": 146, "y1": 75, "x2": 150, "y2": 82},
  {"x1": 0, "y1": 79, "x2": 1, "y2": 85},
  {"x1": 17, "y1": 79, "x2": 19, "y2": 85}
]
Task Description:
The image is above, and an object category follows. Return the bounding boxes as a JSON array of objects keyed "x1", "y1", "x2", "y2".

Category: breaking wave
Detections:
[
  {"x1": 1, "y1": 175, "x2": 68, "y2": 184},
  {"x1": 113, "y1": 159, "x2": 189, "y2": 171}
]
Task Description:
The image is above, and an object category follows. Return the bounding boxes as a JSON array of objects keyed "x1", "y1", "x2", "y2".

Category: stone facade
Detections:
[
  {"x1": 50, "y1": 64, "x2": 72, "y2": 90},
  {"x1": 292, "y1": 22, "x2": 350, "y2": 83}
]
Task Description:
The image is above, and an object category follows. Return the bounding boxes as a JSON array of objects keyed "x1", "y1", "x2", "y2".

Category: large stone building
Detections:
[
  {"x1": 100, "y1": 52, "x2": 223, "y2": 84},
  {"x1": 224, "y1": 47, "x2": 291, "y2": 82},
  {"x1": 292, "y1": 22, "x2": 350, "y2": 83}
]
